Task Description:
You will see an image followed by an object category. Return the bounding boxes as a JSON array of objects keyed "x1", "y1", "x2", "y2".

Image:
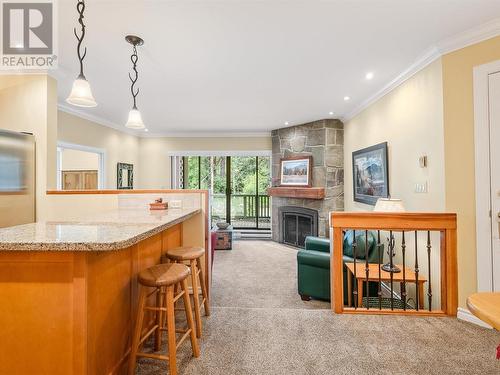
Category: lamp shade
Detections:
[
  {"x1": 125, "y1": 108, "x2": 145, "y2": 129},
  {"x1": 373, "y1": 198, "x2": 405, "y2": 212},
  {"x1": 66, "y1": 77, "x2": 97, "y2": 107}
]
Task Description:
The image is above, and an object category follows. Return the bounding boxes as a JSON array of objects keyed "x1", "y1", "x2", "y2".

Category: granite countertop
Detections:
[{"x1": 0, "y1": 207, "x2": 201, "y2": 251}]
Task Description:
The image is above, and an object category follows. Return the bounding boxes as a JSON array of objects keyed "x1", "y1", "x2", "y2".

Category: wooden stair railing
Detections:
[{"x1": 330, "y1": 212, "x2": 457, "y2": 316}]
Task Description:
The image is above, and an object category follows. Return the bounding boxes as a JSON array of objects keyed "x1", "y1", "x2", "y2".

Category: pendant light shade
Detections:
[
  {"x1": 125, "y1": 107, "x2": 145, "y2": 129},
  {"x1": 66, "y1": 76, "x2": 97, "y2": 107},
  {"x1": 67, "y1": 0, "x2": 97, "y2": 108}
]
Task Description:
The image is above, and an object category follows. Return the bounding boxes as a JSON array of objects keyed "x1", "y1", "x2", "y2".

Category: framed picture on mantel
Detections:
[
  {"x1": 279, "y1": 156, "x2": 312, "y2": 187},
  {"x1": 352, "y1": 142, "x2": 389, "y2": 205}
]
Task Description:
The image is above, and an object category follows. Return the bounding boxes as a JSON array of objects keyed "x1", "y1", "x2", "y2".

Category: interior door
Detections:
[{"x1": 489, "y1": 71, "x2": 500, "y2": 291}]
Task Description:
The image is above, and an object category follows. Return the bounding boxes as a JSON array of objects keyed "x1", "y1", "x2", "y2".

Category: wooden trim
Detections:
[
  {"x1": 72, "y1": 253, "x2": 88, "y2": 375},
  {"x1": 332, "y1": 227, "x2": 344, "y2": 313},
  {"x1": 330, "y1": 212, "x2": 458, "y2": 316},
  {"x1": 47, "y1": 189, "x2": 209, "y2": 195},
  {"x1": 0, "y1": 190, "x2": 29, "y2": 195},
  {"x1": 444, "y1": 228, "x2": 458, "y2": 315},
  {"x1": 267, "y1": 187, "x2": 325, "y2": 199},
  {"x1": 331, "y1": 212, "x2": 457, "y2": 230}
]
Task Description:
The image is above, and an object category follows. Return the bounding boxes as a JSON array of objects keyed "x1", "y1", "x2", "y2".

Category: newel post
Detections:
[{"x1": 331, "y1": 226, "x2": 344, "y2": 313}]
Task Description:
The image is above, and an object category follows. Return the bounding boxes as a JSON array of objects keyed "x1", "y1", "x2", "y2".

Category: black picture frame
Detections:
[
  {"x1": 117, "y1": 162, "x2": 134, "y2": 190},
  {"x1": 352, "y1": 142, "x2": 389, "y2": 205}
]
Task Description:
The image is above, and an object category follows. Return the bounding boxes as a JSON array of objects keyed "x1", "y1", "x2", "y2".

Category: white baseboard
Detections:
[{"x1": 457, "y1": 307, "x2": 493, "y2": 329}]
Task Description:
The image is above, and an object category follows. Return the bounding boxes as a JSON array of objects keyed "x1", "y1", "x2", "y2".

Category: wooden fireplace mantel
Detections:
[{"x1": 267, "y1": 187, "x2": 325, "y2": 200}]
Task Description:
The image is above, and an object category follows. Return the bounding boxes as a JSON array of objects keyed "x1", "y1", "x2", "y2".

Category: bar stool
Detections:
[
  {"x1": 129, "y1": 263, "x2": 199, "y2": 375},
  {"x1": 163, "y1": 246, "x2": 210, "y2": 338}
]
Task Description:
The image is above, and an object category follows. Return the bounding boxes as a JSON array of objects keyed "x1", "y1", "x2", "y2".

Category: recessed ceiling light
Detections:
[
  {"x1": 144, "y1": 128, "x2": 149, "y2": 132},
  {"x1": 329, "y1": 112, "x2": 334, "y2": 115},
  {"x1": 284, "y1": 121, "x2": 289, "y2": 126},
  {"x1": 365, "y1": 72, "x2": 374, "y2": 80},
  {"x1": 344, "y1": 96, "x2": 350, "y2": 101}
]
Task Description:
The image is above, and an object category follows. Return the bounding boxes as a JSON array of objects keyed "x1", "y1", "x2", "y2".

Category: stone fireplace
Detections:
[{"x1": 271, "y1": 119, "x2": 344, "y2": 244}]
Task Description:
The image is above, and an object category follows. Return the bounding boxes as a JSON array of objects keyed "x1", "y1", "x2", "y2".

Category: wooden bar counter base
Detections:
[{"x1": 0, "y1": 207, "x2": 204, "y2": 375}]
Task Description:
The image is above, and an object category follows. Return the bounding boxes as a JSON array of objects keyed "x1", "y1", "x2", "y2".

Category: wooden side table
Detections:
[{"x1": 345, "y1": 263, "x2": 427, "y2": 309}]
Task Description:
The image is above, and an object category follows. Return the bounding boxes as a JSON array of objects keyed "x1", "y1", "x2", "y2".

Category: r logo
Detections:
[{"x1": 2, "y1": 2, "x2": 53, "y2": 54}]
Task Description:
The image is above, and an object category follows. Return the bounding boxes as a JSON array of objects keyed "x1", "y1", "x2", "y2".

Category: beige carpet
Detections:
[{"x1": 137, "y1": 240, "x2": 500, "y2": 375}]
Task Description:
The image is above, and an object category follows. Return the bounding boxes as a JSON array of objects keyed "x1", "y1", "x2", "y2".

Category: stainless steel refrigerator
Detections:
[{"x1": 0, "y1": 130, "x2": 35, "y2": 228}]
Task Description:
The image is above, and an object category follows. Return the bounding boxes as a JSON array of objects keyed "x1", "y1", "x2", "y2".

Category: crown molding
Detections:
[
  {"x1": 344, "y1": 17, "x2": 500, "y2": 122},
  {"x1": 436, "y1": 16, "x2": 500, "y2": 54},
  {"x1": 140, "y1": 131, "x2": 272, "y2": 138},
  {"x1": 343, "y1": 46, "x2": 441, "y2": 121},
  {"x1": 58, "y1": 103, "x2": 142, "y2": 137},
  {"x1": 58, "y1": 104, "x2": 271, "y2": 138}
]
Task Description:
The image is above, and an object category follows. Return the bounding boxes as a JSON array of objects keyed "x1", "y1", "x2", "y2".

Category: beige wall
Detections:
[
  {"x1": 58, "y1": 110, "x2": 141, "y2": 189},
  {"x1": 139, "y1": 136, "x2": 272, "y2": 189},
  {"x1": 61, "y1": 148, "x2": 99, "y2": 170},
  {"x1": 345, "y1": 59, "x2": 446, "y2": 309},
  {"x1": 442, "y1": 35, "x2": 500, "y2": 308},
  {"x1": 0, "y1": 75, "x2": 57, "y2": 217},
  {"x1": 345, "y1": 59, "x2": 446, "y2": 212}
]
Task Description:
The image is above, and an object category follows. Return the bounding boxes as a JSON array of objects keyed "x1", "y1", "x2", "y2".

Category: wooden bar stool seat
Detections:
[
  {"x1": 163, "y1": 246, "x2": 210, "y2": 338},
  {"x1": 138, "y1": 263, "x2": 190, "y2": 287},
  {"x1": 129, "y1": 263, "x2": 199, "y2": 375},
  {"x1": 165, "y1": 246, "x2": 205, "y2": 261}
]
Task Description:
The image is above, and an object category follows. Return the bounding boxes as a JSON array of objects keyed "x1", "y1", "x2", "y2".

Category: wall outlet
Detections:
[
  {"x1": 415, "y1": 182, "x2": 428, "y2": 193},
  {"x1": 169, "y1": 200, "x2": 182, "y2": 208}
]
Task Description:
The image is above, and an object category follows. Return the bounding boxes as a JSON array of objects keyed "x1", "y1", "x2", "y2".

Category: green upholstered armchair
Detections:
[{"x1": 297, "y1": 232, "x2": 383, "y2": 302}]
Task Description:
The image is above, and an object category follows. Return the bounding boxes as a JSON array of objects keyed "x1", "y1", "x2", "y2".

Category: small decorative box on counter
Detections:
[{"x1": 149, "y1": 198, "x2": 168, "y2": 210}]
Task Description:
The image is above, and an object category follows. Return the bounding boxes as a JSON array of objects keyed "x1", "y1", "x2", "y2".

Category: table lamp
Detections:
[{"x1": 374, "y1": 198, "x2": 405, "y2": 273}]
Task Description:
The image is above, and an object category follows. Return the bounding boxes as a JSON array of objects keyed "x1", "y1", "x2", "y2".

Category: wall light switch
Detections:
[
  {"x1": 415, "y1": 182, "x2": 428, "y2": 193},
  {"x1": 170, "y1": 200, "x2": 182, "y2": 208}
]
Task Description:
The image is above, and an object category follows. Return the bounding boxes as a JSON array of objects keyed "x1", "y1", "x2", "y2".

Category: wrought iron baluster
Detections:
[
  {"x1": 353, "y1": 230, "x2": 357, "y2": 309},
  {"x1": 365, "y1": 230, "x2": 369, "y2": 310},
  {"x1": 401, "y1": 231, "x2": 407, "y2": 310},
  {"x1": 377, "y1": 230, "x2": 382, "y2": 310},
  {"x1": 389, "y1": 230, "x2": 394, "y2": 310},
  {"x1": 427, "y1": 231, "x2": 432, "y2": 311},
  {"x1": 414, "y1": 231, "x2": 419, "y2": 311}
]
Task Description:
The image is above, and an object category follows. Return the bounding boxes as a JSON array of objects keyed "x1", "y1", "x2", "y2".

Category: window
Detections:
[{"x1": 180, "y1": 155, "x2": 271, "y2": 229}]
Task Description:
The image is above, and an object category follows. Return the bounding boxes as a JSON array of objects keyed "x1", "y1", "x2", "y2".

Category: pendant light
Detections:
[
  {"x1": 66, "y1": 0, "x2": 97, "y2": 107},
  {"x1": 125, "y1": 35, "x2": 145, "y2": 129}
]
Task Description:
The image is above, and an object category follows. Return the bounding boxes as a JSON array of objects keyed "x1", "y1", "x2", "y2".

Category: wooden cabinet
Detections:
[
  {"x1": 0, "y1": 224, "x2": 186, "y2": 375},
  {"x1": 62, "y1": 170, "x2": 98, "y2": 190}
]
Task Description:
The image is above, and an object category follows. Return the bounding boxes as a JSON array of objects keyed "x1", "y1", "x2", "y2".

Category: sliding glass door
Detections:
[{"x1": 182, "y1": 155, "x2": 270, "y2": 229}]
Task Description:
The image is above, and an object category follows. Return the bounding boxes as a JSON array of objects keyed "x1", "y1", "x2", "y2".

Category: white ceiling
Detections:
[{"x1": 55, "y1": 0, "x2": 500, "y2": 136}]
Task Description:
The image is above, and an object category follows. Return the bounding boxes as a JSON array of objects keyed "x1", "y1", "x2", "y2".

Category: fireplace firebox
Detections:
[{"x1": 279, "y1": 206, "x2": 318, "y2": 247}]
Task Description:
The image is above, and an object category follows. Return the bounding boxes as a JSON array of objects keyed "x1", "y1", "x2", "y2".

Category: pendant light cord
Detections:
[
  {"x1": 129, "y1": 45, "x2": 140, "y2": 109},
  {"x1": 73, "y1": 0, "x2": 87, "y2": 79}
]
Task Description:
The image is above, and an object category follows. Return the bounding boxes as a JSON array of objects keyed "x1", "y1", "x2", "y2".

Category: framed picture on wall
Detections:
[
  {"x1": 279, "y1": 156, "x2": 312, "y2": 187},
  {"x1": 117, "y1": 163, "x2": 134, "y2": 190},
  {"x1": 352, "y1": 142, "x2": 389, "y2": 205}
]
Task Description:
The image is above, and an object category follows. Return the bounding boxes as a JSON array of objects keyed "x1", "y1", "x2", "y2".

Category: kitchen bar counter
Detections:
[
  {"x1": 0, "y1": 205, "x2": 206, "y2": 375},
  {"x1": 0, "y1": 207, "x2": 200, "y2": 251}
]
